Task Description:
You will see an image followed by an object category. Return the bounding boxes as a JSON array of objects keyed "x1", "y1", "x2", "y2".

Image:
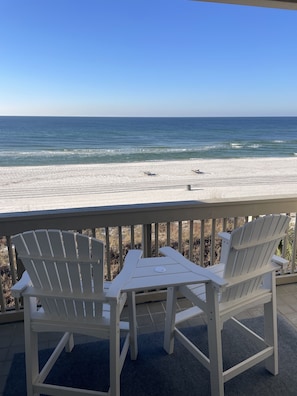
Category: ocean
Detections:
[{"x1": 0, "y1": 116, "x2": 297, "y2": 166}]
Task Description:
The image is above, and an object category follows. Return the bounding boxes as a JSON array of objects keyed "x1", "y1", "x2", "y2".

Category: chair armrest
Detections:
[
  {"x1": 218, "y1": 232, "x2": 230, "y2": 241},
  {"x1": 11, "y1": 271, "x2": 32, "y2": 298},
  {"x1": 106, "y1": 250, "x2": 143, "y2": 299},
  {"x1": 271, "y1": 255, "x2": 289, "y2": 273},
  {"x1": 160, "y1": 246, "x2": 228, "y2": 291},
  {"x1": 225, "y1": 262, "x2": 279, "y2": 288}
]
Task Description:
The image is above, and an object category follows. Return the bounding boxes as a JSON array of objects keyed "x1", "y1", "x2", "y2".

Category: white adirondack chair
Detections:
[
  {"x1": 11, "y1": 229, "x2": 136, "y2": 396},
  {"x1": 163, "y1": 214, "x2": 290, "y2": 396}
]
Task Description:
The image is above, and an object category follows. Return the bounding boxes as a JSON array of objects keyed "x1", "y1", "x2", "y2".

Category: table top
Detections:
[{"x1": 110, "y1": 246, "x2": 227, "y2": 294}]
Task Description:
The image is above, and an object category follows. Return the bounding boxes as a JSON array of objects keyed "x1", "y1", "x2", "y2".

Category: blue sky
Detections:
[{"x1": 1, "y1": 0, "x2": 297, "y2": 117}]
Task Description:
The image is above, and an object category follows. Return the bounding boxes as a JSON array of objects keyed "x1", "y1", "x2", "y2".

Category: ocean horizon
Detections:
[{"x1": 1, "y1": 116, "x2": 297, "y2": 167}]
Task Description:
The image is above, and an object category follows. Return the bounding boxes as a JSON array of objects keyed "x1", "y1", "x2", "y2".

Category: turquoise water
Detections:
[{"x1": 0, "y1": 116, "x2": 297, "y2": 166}]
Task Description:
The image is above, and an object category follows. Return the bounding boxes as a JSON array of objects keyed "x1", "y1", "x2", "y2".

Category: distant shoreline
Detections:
[
  {"x1": 1, "y1": 154, "x2": 297, "y2": 168},
  {"x1": 1, "y1": 157, "x2": 297, "y2": 214}
]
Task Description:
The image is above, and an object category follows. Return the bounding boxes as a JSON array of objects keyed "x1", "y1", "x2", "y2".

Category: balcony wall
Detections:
[{"x1": 1, "y1": 194, "x2": 297, "y2": 323}]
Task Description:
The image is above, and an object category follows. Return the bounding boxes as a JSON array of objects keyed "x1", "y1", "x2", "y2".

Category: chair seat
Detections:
[{"x1": 30, "y1": 304, "x2": 130, "y2": 332}]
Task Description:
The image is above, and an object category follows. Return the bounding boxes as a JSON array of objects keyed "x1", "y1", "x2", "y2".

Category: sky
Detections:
[{"x1": 1, "y1": 0, "x2": 297, "y2": 117}]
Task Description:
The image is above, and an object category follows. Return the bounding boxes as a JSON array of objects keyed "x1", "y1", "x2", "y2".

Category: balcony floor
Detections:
[{"x1": 1, "y1": 283, "x2": 297, "y2": 395}]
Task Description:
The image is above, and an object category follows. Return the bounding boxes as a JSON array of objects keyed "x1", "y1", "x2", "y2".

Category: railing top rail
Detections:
[{"x1": 1, "y1": 194, "x2": 297, "y2": 236}]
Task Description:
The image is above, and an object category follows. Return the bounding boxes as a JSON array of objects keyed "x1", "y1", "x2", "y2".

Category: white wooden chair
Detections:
[
  {"x1": 163, "y1": 214, "x2": 290, "y2": 396},
  {"x1": 11, "y1": 229, "x2": 136, "y2": 396}
]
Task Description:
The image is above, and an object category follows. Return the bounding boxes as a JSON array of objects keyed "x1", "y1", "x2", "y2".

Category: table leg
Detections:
[
  {"x1": 127, "y1": 291, "x2": 138, "y2": 360},
  {"x1": 163, "y1": 286, "x2": 177, "y2": 354}
]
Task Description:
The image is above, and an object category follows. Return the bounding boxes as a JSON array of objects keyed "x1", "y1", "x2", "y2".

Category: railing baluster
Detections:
[
  {"x1": 105, "y1": 227, "x2": 111, "y2": 281},
  {"x1": 0, "y1": 265, "x2": 5, "y2": 312},
  {"x1": 292, "y1": 218, "x2": 297, "y2": 273},
  {"x1": 200, "y1": 220, "x2": 205, "y2": 267},
  {"x1": 166, "y1": 222, "x2": 170, "y2": 246},
  {"x1": 189, "y1": 220, "x2": 194, "y2": 262},
  {"x1": 143, "y1": 224, "x2": 152, "y2": 257},
  {"x1": 155, "y1": 223, "x2": 159, "y2": 256},
  {"x1": 130, "y1": 225, "x2": 135, "y2": 249},
  {"x1": 118, "y1": 226, "x2": 123, "y2": 270},
  {"x1": 223, "y1": 218, "x2": 227, "y2": 232},
  {"x1": 6, "y1": 236, "x2": 20, "y2": 310},
  {"x1": 178, "y1": 221, "x2": 182, "y2": 253},
  {"x1": 211, "y1": 219, "x2": 216, "y2": 265}
]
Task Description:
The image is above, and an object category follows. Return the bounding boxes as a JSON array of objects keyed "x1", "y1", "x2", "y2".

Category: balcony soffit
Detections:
[{"x1": 192, "y1": 0, "x2": 297, "y2": 10}]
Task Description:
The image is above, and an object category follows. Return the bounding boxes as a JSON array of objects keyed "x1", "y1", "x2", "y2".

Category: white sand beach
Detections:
[{"x1": 1, "y1": 157, "x2": 297, "y2": 213}]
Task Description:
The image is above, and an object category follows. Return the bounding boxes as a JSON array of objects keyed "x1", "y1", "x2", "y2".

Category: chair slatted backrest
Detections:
[
  {"x1": 12, "y1": 229, "x2": 105, "y2": 320},
  {"x1": 221, "y1": 215, "x2": 290, "y2": 303}
]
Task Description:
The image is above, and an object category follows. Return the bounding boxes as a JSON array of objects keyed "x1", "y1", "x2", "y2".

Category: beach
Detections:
[{"x1": 1, "y1": 157, "x2": 297, "y2": 213}]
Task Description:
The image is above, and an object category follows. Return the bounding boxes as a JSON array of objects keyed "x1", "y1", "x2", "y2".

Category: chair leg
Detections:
[
  {"x1": 127, "y1": 291, "x2": 138, "y2": 360},
  {"x1": 109, "y1": 302, "x2": 121, "y2": 396},
  {"x1": 263, "y1": 272, "x2": 278, "y2": 375},
  {"x1": 24, "y1": 297, "x2": 39, "y2": 396},
  {"x1": 65, "y1": 333, "x2": 74, "y2": 353},
  {"x1": 264, "y1": 301, "x2": 278, "y2": 375},
  {"x1": 163, "y1": 286, "x2": 178, "y2": 354},
  {"x1": 205, "y1": 283, "x2": 224, "y2": 396}
]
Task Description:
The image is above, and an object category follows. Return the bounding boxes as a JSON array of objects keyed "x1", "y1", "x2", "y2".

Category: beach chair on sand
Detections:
[
  {"x1": 11, "y1": 229, "x2": 136, "y2": 396},
  {"x1": 163, "y1": 214, "x2": 290, "y2": 396}
]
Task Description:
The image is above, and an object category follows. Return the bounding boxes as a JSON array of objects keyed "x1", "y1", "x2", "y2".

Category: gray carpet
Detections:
[{"x1": 4, "y1": 316, "x2": 297, "y2": 395}]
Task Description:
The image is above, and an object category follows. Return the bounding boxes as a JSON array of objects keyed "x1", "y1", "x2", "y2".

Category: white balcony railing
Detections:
[{"x1": 1, "y1": 194, "x2": 297, "y2": 323}]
